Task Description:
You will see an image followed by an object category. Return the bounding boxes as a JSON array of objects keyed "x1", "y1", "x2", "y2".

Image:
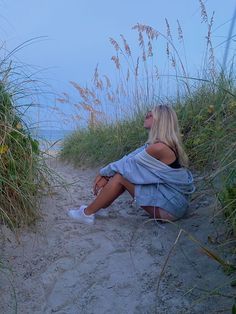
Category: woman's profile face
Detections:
[{"x1": 144, "y1": 111, "x2": 154, "y2": 129}]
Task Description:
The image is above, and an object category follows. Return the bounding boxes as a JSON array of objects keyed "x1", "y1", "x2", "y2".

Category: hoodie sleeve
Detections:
[
  {"x1": 99, "y1": 146, "x2": 146, "y2": 177},
  {"x1": 99, "y1": 149, "x2": 162, "y2": 184},
  {"x1": 100, "y1": 148, "x2": 195, "y2": 195}
]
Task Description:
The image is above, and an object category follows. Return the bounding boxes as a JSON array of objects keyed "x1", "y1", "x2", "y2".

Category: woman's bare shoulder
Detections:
[{"x1": 145, "y1": 143, "x2": 167, "y2": 159}]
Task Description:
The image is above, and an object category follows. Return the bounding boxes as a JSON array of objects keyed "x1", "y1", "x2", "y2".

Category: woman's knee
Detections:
[
  {"x1": 112, "y1": 173, "x2": 124, "y2": 183},
  {"x1": 112, "y1": 173, "x2": 134, "y2": 196}
]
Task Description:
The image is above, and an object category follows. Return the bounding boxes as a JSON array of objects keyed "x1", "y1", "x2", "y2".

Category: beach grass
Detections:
[
  {"x1": 58, "y1": 7, "x2": 236, "y2": 311},
  {"x1": 60, "y1": 112, "x2": 147, "y2": 167},
  {"x1": 0, "y1": 2, "x2": 235, "y2": 311},
  {"x1": 59, "y1": 4, "x2": 236, "y2": 236},
  {"x1": 0, "y1": 61, "x2": 53, "y2": 228}
]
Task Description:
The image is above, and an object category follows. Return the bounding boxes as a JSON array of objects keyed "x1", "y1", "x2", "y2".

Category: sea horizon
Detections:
[{"x1": 31, "y1": 129, "x2": 74, "y2": 151}]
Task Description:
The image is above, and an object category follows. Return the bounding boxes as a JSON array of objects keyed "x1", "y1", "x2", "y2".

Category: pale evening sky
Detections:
[{"x1": 0, "y1": 0, "x2": 236, "y2": 129}]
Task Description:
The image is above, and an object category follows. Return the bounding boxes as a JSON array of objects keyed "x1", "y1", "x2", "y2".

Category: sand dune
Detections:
[{"x1": 0, "y1": 157, "x2": 234, "y2": 313}]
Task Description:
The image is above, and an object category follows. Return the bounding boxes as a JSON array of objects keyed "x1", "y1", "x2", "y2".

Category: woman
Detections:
[{"x1": 68, "y1": 105, "x2": 195, "y2": 224}]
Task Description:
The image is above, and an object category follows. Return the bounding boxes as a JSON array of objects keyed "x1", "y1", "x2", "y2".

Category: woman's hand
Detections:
[{"x1": 93, "y1": 175, "x2": 109, "y2": 196}]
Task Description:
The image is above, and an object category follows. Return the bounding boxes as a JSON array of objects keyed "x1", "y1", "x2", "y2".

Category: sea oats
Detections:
[
  {"x1": 147, "y1": 25, "x2": 158, "y2": 40},
  {"x1": 138, "y1": 31, "x2": 144, "y2": 48},
  {"x1": 165, "y1": 18, "x2": 172, "y2": 40},
  {"x1": 209, "y1": 43, "x2": 216, "y2": 76},
  {"x1": 109, "y1": 37, "x2": 120, "y2": 52},
  {"x1": 206, "y1": 12, "x2": 215, "y2": 45},
  {"x1": 171, "y1": 55, "x2": 176, "y2": 68},
  {"x1": 142, "y1": 50, "x2": 147, "y2": 62},
  {"x1": 84, "y1": 87, "x2": 92, "y2": 100},
  {"x1": 132, "y1": 23, "x2": 159, "y2": 40},
  {"x1": 154, "y1": 66, "x2": 159, "y2": 79},
  {"x1": 80, "y1": 102, "x2": 93, "y2": 112},
  {"x1": 132, "y1": 23, "x2": 141, "y2": 32},
  {"x1": 70, "y1": 81, "x2": 89, "y2": 101},
  {"x1": 199, "y1": 0, "x2": 208, "y2": 23},
  {"x1": 120, "y1": 34, "x2": 131, "y2": 56},
  {"x1": 93, "y1": 98, "x2": 101, "y2": 105},
  {"x1": 97, "y1": 79, "x2": 103, "y2": 90},
  {"x1": 93, "y1": 64, "x2": 99, "y2": 88},
  {"x1": 103, "y1": 75, "x2": 111, "y2": 89},
  {"x1": 111, "y1": 55, "x2": 120, "y2": 69},
  {"x1": 166, "y1": 42, "x2": 170, "y2": 58},
  {"x1": 177, "y1": 19, "x2": 183, "y2": 41},
  {"x1": 93, "y1": 64, "x2": 99, "y2": 80},
  {"x1": 148, "y1": 40, "x2": 153, "y2": 57},
  {"x1": 92, "y1": 65, "x2": 103, "y2": 90}
]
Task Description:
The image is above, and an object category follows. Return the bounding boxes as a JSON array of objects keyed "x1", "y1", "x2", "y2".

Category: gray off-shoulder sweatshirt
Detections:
[{"x1": 100, "y1": 145, "x2": 195, "y2": 219}]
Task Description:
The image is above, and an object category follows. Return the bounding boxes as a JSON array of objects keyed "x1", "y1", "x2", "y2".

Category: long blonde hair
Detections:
[{"x1": 147, "y1": 105, "x2": 189, "y2": 167}]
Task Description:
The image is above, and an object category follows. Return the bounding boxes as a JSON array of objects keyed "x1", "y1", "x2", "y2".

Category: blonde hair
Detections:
[{"x1": 147, "y1": 105, "x2": 189, "y2": 167}]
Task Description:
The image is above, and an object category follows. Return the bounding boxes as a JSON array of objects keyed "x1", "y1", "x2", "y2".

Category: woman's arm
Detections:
[{"x1": 99, "y1": 145, "x2": 146, "y2": 177}]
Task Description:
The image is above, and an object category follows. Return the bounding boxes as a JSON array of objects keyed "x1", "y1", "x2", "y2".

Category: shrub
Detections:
[{"x1": 0, "y1": 78, "x2": 49, "y2": 227}]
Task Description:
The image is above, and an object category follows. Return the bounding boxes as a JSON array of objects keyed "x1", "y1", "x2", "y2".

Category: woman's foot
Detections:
[{"x1": 67, "y1": 205, "x2": 95, "y2": 225}]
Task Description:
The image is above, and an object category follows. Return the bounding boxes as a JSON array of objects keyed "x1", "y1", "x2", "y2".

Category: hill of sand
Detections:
[{"x1": 0, "y1": 157, "x2": 235, "y2": 313}]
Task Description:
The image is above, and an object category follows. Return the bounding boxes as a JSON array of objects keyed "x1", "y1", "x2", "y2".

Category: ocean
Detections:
[{"x1": 31, "y1": 129, "x2": 73, "y2": 151}]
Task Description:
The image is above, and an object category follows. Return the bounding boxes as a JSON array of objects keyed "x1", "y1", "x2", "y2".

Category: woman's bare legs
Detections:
[
  {"x1": 85, "y1": 173, "x2": 135, "y2": 215},
  {"x1": 84, "y1": 173, "x2": 176, "y2": 221}
]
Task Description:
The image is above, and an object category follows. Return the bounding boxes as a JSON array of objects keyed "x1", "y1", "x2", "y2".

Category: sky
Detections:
[{"x1": 0, "y1": 0, "x2": 236, "y2": 130}]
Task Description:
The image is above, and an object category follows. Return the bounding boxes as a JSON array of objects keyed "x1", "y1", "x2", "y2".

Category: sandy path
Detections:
[{"x1": 0, "y1": 157, "x2": 234, "y2": 314}]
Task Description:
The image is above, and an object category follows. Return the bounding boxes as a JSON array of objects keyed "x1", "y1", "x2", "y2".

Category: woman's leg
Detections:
[
  {"x1": 142, "y1": 206, "x2": 176, "y2": 221},
  {"x1": 85, "y1": 173, "x2": 135, "y2": 215}
]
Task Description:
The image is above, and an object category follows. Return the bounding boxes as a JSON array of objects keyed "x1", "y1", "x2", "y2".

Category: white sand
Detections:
[{"x1": 0, "y1": 157, "x2": 235, "y2": 314}]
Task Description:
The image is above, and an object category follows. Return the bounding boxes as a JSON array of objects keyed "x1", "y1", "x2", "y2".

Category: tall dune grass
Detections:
[
  {"x1": 0, "y1": 59, "x2": 52, "y2": 228},
  {"x1": 60, "y1": 112, "x2": 147, "y2": 166}
]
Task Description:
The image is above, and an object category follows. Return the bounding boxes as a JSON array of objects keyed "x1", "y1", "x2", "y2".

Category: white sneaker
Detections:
[{"x1": 67, "y1": 205, "x2": 95, "y2": 225}]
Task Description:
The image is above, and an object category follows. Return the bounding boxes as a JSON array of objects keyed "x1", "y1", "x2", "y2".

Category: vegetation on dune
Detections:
[
  {"x1": 59, "y1": 2, "x2": 236, "y2": 238},
  {"x1": 178, "y1": 76, "x2": 236, "y2": 234},
  {"x1": 0, "y1": 0, "x2": 235, "y2": 311},
  {"x1": 60, "y1": 76, "x2": 236, "y2": 234},
  {"x1": 60, "y1": 113, "x2": 147, "y2": 166},
  {"x1": 0, "y1": 65, "x2": 51, "y2": 228}
]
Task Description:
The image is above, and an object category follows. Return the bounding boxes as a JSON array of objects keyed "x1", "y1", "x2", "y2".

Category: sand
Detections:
[{"x1": 0, "y1": 157, "x2": 235, "y2": 314}]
